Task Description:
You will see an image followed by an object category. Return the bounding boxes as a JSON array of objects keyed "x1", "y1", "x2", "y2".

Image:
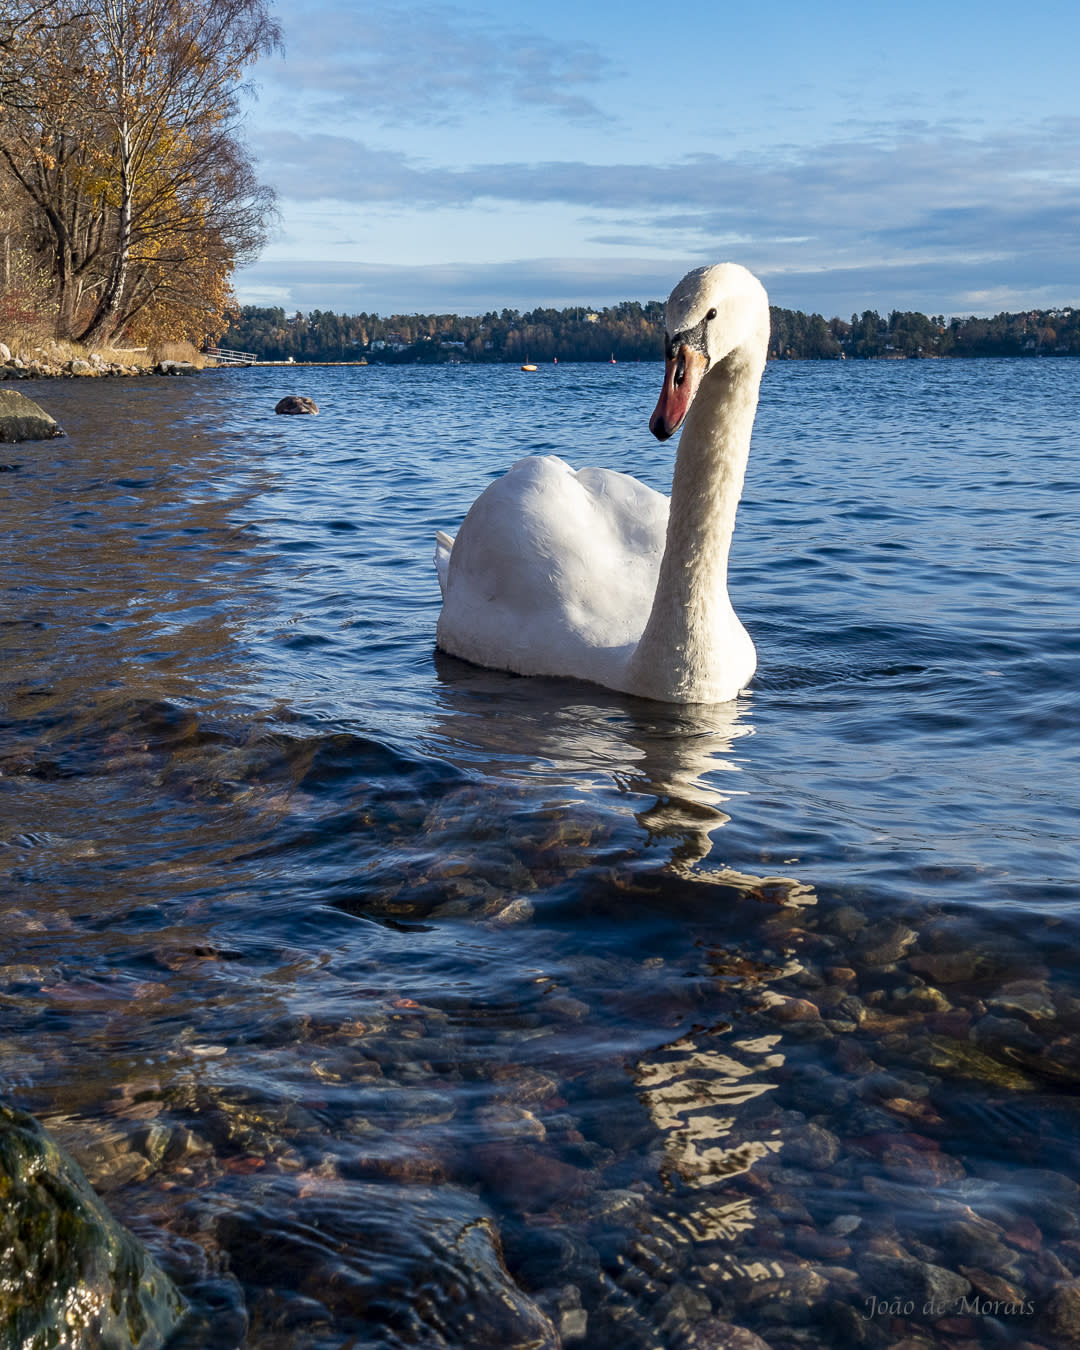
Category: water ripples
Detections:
[{"x1": 1, "y1": 361, "x2": 1078, "y2": 1347}]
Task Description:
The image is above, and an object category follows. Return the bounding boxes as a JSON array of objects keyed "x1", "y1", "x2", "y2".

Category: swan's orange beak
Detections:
[{"x1": 650, "y1": 344, "x2": 707, "y2": 441}]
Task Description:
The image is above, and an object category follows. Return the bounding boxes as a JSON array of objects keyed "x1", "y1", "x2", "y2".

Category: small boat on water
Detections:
[
  {"x1": 609, "y1": 354, "x2": 617, "y2": 364},
  {"x1": 521, "y1": 362, "x2": 538, "y2": 371}
]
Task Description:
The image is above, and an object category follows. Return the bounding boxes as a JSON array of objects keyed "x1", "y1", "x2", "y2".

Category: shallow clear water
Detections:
[{"x1": 2, "y1": 359, "x2": 1079, "y2": 1349}]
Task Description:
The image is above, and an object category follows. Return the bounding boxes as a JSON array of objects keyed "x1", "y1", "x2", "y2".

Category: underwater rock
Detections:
[
  {"x1": 910, "y1": 1035, "x2": 1038, "y2": 1090},
  {"x1": 960, "y1": 1266, "x2": 1029, "y2": 1304},
  {"x1": 780, "y1": 1122, "x2": 840, "y2": 1171},
  {"x1": 857, "y1": 1251, "x2": 971, "y2": 1308},
  {"x1": 213, "y1": 1179, "x2": 558, "y2": 1348},
  {"x1": 535, "y1": 1283, "x2": 588, "y2": 1344},
  {"x1": 762, "y1": 994, "x2": 821, "y2": 1023},
  {"x1": 890, "y1": 983, "x2": 952, "y2": 1013},
  {"x1": 791, "y1": 1225, "x2": 852, "y2": 1261},
  {"x1": 502, "y1": 1223, "x2": 603, "y2": 1293},
  {"x1": 821, "y1": 905, "x2": 867, "y2": 938},
  {"x1": 473, "y1": 1141, "x2": 591, "y2": 1210},
  {"x1": 943, "y1": 1219, "x2": 1025, "y2": 1277},
  {"x1": 908, "y1": 950, "x2": 981, "y2": 984},
  {"x1": 745, "y1": 1262, "x2": 829, "y2": 1325},
  {"x1": 0, "y1": 1101, "x2": 185, "y2": 1348},
  {"x1": 853, "y1": 920, "x2": 918, "y2": 967},
  {"x1": 972, "y1": 1012, "x2": 1046, "y2": 1057},
  {"x1": 879, "y1": 1141, "x2": 966, "y2": 1187},
  {"x1": 656, "y1": 1279, "x2": 713, "y2": 1332},
  {"x1": 675, "y1": 1316, "x2": 776, "y2": 1349},
  {"x1": 489, "y1": 1066, "x2": 561, "y2": 1106},
  {"x1": 1041, "y1": 1280, "x2": 1080, "y2": 1343},
  {"x1": 987, "y1": 981, "x2": 1056, "y2": 1021},
  {"x1": 489, "y1": 896, "x2": 536, "y2": 926}
]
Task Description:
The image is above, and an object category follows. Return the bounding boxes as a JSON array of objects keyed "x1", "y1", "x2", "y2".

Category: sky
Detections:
[{"x1": 236, "y1": 0, "x2": 1080, "y2": 318}]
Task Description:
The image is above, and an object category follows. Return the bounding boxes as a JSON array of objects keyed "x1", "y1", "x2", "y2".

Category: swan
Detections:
[{"x1": 434, "y1": 263, "x2": 769, "y2": 703}]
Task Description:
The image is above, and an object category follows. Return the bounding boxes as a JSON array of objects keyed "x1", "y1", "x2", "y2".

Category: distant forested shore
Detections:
[{"x1": 225, "y1": 301, "x2": 1080, "y2": 364}]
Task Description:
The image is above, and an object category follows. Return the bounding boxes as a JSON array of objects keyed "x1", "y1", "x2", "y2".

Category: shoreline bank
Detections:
[{"x1": 0, "y1": 338, "x2": 208, "y2": 380}]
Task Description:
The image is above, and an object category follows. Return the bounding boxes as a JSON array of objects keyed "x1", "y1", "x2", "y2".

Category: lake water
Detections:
[{"x1": 2, "y1": 358, "x2": 1079, "y2": 1349}]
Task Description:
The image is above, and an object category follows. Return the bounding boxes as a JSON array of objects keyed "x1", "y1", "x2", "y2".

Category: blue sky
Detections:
[{"x1": 237, "y1": 0, "x2": 1080, "y2": 317}]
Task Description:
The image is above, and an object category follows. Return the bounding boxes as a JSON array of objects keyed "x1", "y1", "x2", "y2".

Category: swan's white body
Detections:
[{"x1": 435, "y1": 263, "x2": 769, "y2": 703}]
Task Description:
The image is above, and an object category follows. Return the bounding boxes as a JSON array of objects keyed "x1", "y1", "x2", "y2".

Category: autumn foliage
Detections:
[{"x1": 0, "y1": 0, "x2": 279, "y2": 346}]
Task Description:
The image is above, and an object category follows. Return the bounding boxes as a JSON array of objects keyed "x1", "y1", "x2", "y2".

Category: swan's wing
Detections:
[
  {"x1": 434, "y1": 530, "x2": 454, "y2": 597},
  {"x1": 436, "y1": 456, "x2": 669, "y2": 683}
]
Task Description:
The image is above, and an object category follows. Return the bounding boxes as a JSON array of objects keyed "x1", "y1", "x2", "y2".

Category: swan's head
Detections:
[{"x1": 650, "y1": 263, "x2": 770, "y2": 441}]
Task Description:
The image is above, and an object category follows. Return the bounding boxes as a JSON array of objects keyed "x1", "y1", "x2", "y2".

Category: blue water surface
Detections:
[{"x1": 2, "y1": 358, "x2": 1078, "y2": 1349}]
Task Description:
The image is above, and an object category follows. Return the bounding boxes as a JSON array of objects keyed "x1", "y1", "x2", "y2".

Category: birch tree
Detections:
[{"x1": 0, "y1": 0, "x2": 279, "y2": 344}]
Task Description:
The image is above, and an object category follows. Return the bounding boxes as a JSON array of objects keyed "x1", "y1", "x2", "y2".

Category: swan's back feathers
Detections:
[{"x1": 436, "y1": 456, "x2": 668, "y2": 685}]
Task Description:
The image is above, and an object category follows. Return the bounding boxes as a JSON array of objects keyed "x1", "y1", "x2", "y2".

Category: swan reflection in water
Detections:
[
  {"x1": 429, "y1": 649, "x2": 817, "y2": 892},
  {"x1": 428, "y1": 650, "x2": 751, "y2": 871},
  {"x1": 427, "y1": 654, "x2": 818, "y2": 1265}
]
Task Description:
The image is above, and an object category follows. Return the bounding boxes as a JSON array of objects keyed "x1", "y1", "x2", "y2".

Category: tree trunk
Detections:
[
  {"x1": 77, "y1": 126, "x2": 131, "y2": 346},
  {"x1": 55, "y1": 249, "x2": 77, "y2": 338}
]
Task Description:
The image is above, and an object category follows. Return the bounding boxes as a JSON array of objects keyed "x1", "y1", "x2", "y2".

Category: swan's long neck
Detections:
[{"x1": 627, "y1": 341, "x2": 764, "y2": 701}]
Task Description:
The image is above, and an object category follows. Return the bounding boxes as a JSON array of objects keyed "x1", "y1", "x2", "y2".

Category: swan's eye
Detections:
[{"x1": 706, "y1": 308, "x2": 717, "y2": 321}]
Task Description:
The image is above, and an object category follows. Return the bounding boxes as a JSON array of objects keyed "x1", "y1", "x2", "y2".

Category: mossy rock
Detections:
[
  {"x1": 0, "y1": 1102, "x2": 185, "y2": 1349},
  {"x1": 0, "y1": 389, "x2": 65, "y2": 442}
]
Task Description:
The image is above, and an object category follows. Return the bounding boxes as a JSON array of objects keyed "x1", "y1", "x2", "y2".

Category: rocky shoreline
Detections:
[{"x1": 0, "y1": 340, "x2": 202, "y2": 379}]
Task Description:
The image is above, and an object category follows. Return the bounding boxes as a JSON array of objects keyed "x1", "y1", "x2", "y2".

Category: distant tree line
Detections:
[
  {"x1": 770, "y1": 307, "x2": 1080, "y2": 358},
  {"x1": 225, "y1": 300, "x2": 1080, "y2": 363},
  {"x1": 226, "y1": 300, "x2": 667, "y2": 363}
]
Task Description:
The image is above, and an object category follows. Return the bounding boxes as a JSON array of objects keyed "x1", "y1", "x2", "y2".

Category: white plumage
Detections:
[
  {"x1": 437, "y1": 455, "x2": 668, "y2": 690},
  {"x1": 435, "y1": 263, "x2": 770, "y2": 704}
]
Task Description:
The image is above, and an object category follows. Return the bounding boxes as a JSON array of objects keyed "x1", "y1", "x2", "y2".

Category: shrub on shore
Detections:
[{"x1": 149, "y1": 340, "x2": 206, "y2": 368}]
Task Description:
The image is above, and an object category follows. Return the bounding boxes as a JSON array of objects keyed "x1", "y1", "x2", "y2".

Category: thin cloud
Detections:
[
  {"x1": 235, "y1": 254, "x2": 1080, "y2": 319},
  {"x1": 255, "y1": 119, "x2": 1080, "y2": 216},
  {"x1": 263, "y1": 1, "x2": 612, "y2": 126},
  {"x1": 236, "y1": 257, "x2": 683, "y2": 314},
  {"x1": 251, "y1": 117, "x2": 1080, "y2": 298}
]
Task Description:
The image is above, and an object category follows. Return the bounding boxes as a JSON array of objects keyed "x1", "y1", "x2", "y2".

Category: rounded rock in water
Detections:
[
  {"x1": 275, "y1": 395, "x2": 319, "y2": 415},
  {"x1": 0, "y1": 388, "x2": 65, "y2": 442},
  {"x1": 0, "y1": 1102, "x2": 186, "y2": 1348}
]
